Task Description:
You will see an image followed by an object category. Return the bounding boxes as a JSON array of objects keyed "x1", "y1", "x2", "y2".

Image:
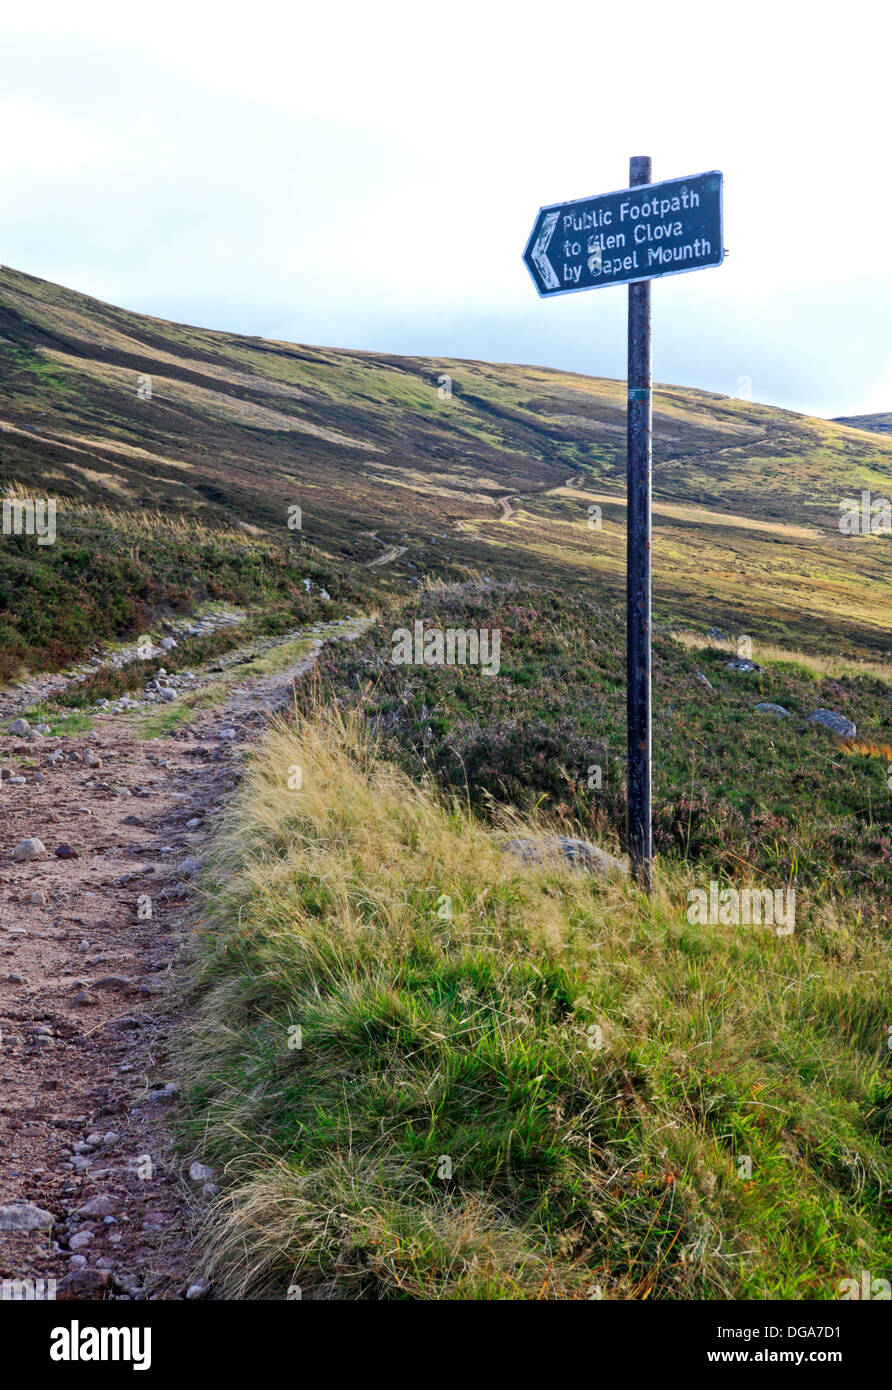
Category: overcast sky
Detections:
[{"x1": 3, "y1": 2, "x2": 890, "y2": 418}]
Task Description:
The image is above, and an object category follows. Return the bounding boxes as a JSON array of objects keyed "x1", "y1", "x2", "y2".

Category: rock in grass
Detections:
[
  {"x1": 726, "y1": 657, "x2": 765, "y2": 674},
  {"x1": 695, "y1": 671, "x2": 713, "y2": 689},
  {"x1": 0, "y1": 1202, "x2": 54, "y2": 1231},
  {"x1": 755, "y1": 702, "x2": 791, "y2": 718},
  {"x1": 504, "y1": 836, "x2": 627, "y2": 878},
  {"x1": 12, "y1": 838, "x2": 47, "y2": 862},
  {"x1": 7, "y1": 718, "x2": 30, "y2": 736},
  {"x1": 807, "y1": 709, "x2": 856, "y2": 738}
]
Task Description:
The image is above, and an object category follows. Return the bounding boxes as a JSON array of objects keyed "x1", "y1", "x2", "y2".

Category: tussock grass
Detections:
[
  {"x1": 180, "y1": 707, "x2": 892, "y2": 1300},
  {"x1": 672, "y1": 629, "x2": 892, "y2": 685}
]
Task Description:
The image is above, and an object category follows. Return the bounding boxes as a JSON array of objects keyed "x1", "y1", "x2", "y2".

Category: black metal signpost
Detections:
[{"x1": 523, "y1": 161, "x2": 724, "y2": 890}]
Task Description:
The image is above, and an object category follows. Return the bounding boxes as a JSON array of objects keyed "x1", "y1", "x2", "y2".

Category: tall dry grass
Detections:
[{"x1": 178, "y1": 705, "x2": 892, "y2": 1300}]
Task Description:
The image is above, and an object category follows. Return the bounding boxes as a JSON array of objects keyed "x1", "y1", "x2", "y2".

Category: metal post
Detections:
[{"x1": 626, "y1": 155, "x2": 653, "y2": 892}]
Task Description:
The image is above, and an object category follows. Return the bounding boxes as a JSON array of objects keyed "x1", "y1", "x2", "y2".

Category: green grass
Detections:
[
  {"x1": 230, "y1": 634, "x2": 316, "y2": 679},
  {"x1": 138, "y1": 704, "x2": 197, "y2": 738},
  {"x1": 179, "y1": 709, "x2": 892, "y2": 1300},
  {"x1": 19, "y1": 704, "x2": 94, "y2": 734},
  {"x1": 767, "y1": 659, "x2": 821, "y2": 682}
]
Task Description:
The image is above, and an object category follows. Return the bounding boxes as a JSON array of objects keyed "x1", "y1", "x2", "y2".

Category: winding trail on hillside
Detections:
[
  {"x1": 0, "y1": 618, "x2": 369, "y2": 1300},
  {"x1": 367, "y1": 543, "x2": 408, "y2": 568},
  {"x1": 452, "y1": 426, "x2": 802, "y2": 552},
  {"x1": 361, "y1": 529, "x2": 409, "y2": 568}
]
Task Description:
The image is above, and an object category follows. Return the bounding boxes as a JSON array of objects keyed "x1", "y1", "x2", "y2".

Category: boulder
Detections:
[
  {"x1": 726, "y1": 658, "x2": 765, "y2": 674},
  {"x1": 504, "y1": 836, "x2": 628, "y2": 878},
  {"x1": 807, "y1": 709, "x2": 856, "y2": 739},
  {"x1": 12, "y1": 837, "x2": 47, "y2": 862},
  {"x1": 0, "y1": 1202, "x2": 54, "y2": 1232},
  {"x1": 755, "y1": 702, "x2": 791, "y2": 718}
]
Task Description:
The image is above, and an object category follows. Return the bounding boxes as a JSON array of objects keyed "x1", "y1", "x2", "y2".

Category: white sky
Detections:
[{"x1": 3, "y1": 1, "x2": 891, "y2": 417}]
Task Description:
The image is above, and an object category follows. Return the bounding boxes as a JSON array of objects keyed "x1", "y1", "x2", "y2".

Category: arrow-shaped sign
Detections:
[
  {"x1": 529, "y1": 211, "x2": 560, "y2": 290},
  {"x1": 523, "y1": 170, "x2": 723, "y2": 297}
]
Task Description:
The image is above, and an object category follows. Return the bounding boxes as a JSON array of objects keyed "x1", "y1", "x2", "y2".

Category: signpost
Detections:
[{"x1": 523, "y1": 162, "x2": 724, "y2": 891}]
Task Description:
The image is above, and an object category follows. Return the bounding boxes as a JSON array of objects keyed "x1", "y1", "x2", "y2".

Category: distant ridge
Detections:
[{"x1": 832, "y1": 412, "x2": 892, "y2": 435}]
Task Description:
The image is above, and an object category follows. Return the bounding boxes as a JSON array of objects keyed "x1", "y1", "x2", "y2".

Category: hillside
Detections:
[
  {"x1": 2, "y1": 269, "x2": 891, "y2": 1305},
  {"x1": 833, "y1": 413, "x2": 892, "y2": 436},
  {"x1": 2, "y1": 267, "x2": 892, "y2": 667}
]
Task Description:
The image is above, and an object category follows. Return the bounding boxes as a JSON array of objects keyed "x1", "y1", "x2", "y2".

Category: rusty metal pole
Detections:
[{"x1": 626, "y1": 155, "x2": 653, "y2": 892}]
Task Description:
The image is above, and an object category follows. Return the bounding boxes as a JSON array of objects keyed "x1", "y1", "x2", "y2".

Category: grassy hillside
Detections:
[
  {"x1": 309, "y1": 580, "x2": 892, "y2": 926},
  {"x1": 2, "y1": 266, "x2": 891, "y2": 667},
  {"x1": 181, "y1": 707, "x2": 892, "y2": 1300},
  {"x1": 3, "y1": 270, "x2": 891, "y2": 1301},
  {"x1": 0, "y1": 492, "x2": 361, "y2": 681}
]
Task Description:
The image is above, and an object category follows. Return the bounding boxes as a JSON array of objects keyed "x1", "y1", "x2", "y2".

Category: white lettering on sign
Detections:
[
  {"x1": 524, "y1": 172, "x2": 722, "y2": 296},
  {"x1": 587, "y1": 250, "x2": 641, "y2": 279},
  {"x1": 619, "y1": 188, "x2": 700, "y2": 221},
  {"x1": 647, "y1": 240, "x2": 712, "y2": 265},
  {"x1": 563, "y1": 208, "x2": 614, "y2": 232}
]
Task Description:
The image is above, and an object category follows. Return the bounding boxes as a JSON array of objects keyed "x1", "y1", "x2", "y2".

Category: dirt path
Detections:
[
  {"x1": 361, "y1": 530, "x2": 408, "y2": 568},
  {"x1": 0, "y1": 621, "x2": 367, "y2": 1301}
]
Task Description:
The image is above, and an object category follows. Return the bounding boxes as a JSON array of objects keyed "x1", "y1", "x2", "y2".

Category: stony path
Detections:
[
  {"x1": 0, "y1": 620, "x2": 367, "y2": 1301},
  {"x1": 0, "y1": 604, "x2": 249, "y2": 721}
]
